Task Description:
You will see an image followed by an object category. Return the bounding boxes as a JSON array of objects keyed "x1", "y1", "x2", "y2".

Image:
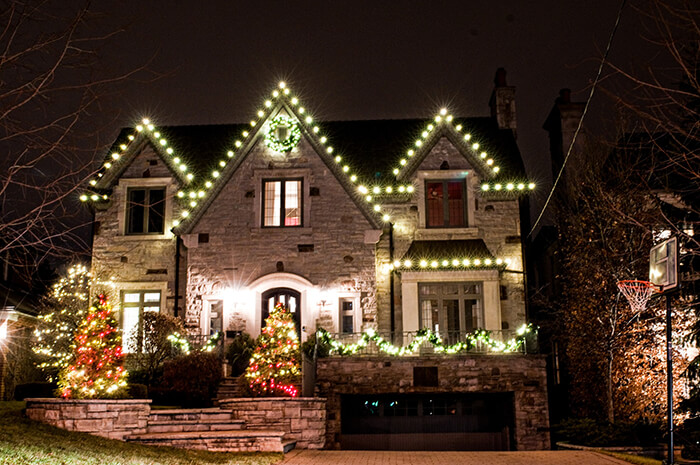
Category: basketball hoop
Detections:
[{"x1": 617, "y1": 280, "x2": 659, "y2": 313}]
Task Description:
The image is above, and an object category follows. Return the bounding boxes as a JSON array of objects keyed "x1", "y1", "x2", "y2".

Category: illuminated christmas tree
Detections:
[
  {"x1": 57, "y1": 295, "x2": 127, "y2": 399},
  {"x1": 34, "y1": 264, "x2": 115, "y2": 379},
  {"x1": 245, "y1": 302, "x2": 300, "y2": 397}
]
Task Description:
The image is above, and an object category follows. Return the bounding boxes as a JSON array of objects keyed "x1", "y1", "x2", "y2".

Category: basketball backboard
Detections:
[{"x1": 649, "y1": 236, "x2": 679, "y2": 293}]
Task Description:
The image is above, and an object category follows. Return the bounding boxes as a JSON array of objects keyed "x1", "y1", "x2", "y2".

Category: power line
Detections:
[{"x1": 529, "y1": 0, "x2": 628, "y2": 237}]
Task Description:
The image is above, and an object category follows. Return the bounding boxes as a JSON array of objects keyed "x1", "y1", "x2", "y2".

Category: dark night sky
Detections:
[{"x1": 94, "y1": 0, "x2": 651, "y2": 222}]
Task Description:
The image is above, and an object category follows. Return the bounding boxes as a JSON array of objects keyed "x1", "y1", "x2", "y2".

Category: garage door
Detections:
[{"x1": 341, "y1": 393, "x2": 514, "y2": 451}]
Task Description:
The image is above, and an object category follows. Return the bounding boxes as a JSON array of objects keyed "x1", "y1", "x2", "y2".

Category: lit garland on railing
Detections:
[
  {"x1": 167, "y1": 332, "x2": 191, "y2": 354},
  {"x1": 202, "y1": 331, "x2": 222, "y2": 352},
  {"x1": 316, "y1": 324, "x2": 534, "y2": 356},
  {"x1": 167, "y1": 331, "x2": 221, "y2": 355}
]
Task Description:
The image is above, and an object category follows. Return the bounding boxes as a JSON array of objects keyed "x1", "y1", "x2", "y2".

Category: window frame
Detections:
[
  {"x1": 424, "y1": 179, "x2": 467, "y2": 228},
  {"x1": 418, "y1": 281, "x2": 483, "y2": 336},
  {"x1": 261, "y1": 177, "x2": 304, "y2": 228},
  {"x1": 125, "y1": 186, "x2": 166, "y2": 235},
  {"x1": 119, "y1": 289, "x2": 162, "y2": 353}
]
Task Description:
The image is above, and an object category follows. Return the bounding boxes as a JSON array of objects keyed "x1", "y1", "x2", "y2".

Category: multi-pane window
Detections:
[
  {"x1": 419, "y1": 282, "x2": 482, "y2": 343},
  {"x1": 425, "y1": 180, "x2": 466, "y2": 227},
  {"x1": 121, "y1": 290, "x2": 161, "y2": 352},
  {"x1": 262, "y1": 179, "x2": 302, "y2": 227},
  {"x1": 126, "y1": 187, "x2": 165, "y2": 234},
  {"x1": 340, "y1": 299, "x2": 354, "y2": 334}
]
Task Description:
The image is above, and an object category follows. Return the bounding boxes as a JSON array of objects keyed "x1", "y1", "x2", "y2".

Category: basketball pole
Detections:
[{"x1": 665, "y1": 292, "x2": 674, "y2": 465}]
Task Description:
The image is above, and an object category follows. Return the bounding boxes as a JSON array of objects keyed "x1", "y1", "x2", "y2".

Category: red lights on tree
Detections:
[{"x1": 245, "y1": 302, "x2": 300, "y2": 397}]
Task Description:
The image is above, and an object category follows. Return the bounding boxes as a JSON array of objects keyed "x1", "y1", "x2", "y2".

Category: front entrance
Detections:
[{"x1": 261, "y1": 288, "x2": 301, "y2": 338}]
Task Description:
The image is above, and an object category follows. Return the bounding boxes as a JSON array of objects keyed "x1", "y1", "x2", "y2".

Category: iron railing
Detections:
[
  {"x1": 186, "y1": 332, "x2": 225, "y2": 358},
  {"x1": 317, "y1": 329, "x2": 538, "y2": 356}
]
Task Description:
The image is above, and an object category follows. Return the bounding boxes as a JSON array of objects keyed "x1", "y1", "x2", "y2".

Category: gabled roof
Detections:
[
  {"x1": 175, "y1": 85, "x2": 387, "y2": 233},
  {"x1": 88, "y1": 123, "x2": 195, "y2": 194},
  {"x1": 81, "y1": 81, "x2": 535, "y2": 227}
]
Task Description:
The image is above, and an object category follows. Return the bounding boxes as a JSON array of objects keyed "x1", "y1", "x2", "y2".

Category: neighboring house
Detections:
[
  {"x1": 0, "y1": 281, "x2": 39, "y2": 401},
  {"x1": 84, "y1": 70, "x2": 550, "y2": 450}
]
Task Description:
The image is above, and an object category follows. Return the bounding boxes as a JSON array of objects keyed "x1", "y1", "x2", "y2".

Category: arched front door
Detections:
[{"x1": 261, "y1": 288, "x2": 301, "y2": 338}]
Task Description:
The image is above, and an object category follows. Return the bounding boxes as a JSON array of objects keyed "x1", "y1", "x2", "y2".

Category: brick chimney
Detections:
[
  {"x1": 543, "y1": 88, "x2": 586, "y2": 192},
  {"x1": 489, "y1": 68, "x2": 517, "y2": 137}
]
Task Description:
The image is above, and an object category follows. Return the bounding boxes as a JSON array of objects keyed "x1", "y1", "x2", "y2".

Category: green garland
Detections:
[
  {"x1": 316, "y1": 324, "x2": 535, "y2": 356},
  {"x1": 265, "y1": 115, "x2": 301, "y2": 153},
  {"x1": 167, "y1": 331, "x2": 221, "y2": 354}
]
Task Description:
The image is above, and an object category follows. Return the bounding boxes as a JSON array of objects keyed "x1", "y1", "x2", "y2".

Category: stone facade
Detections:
[
  {"x1": 84, "y1": 81, "x2": 547, "y2": 450},
  {"x1": 182, "y1": 135, "x2": 380, "y2": 338},
  {"x1": 388, "y1": 137, "x2": 527, "y2": 333},
  {"x1": 25, "y1": 398, "x2": 151, "y2": 440},
  {"x1": 316, "y1": 355, "x2": 550, "y2": 451},
  {"x1": 219, "y1": 397, "x2": 327, "y2": 449},
  {"x1": 92, "y1": 143, "x2": 184, "y2": 316}
]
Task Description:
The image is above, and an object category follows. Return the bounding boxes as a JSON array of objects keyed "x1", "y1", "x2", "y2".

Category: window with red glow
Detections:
[{"x1": 425, "y1": 180, "x2": 466, "y2": 227}]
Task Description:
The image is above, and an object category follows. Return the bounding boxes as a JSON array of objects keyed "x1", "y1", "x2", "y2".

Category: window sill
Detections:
[
  {"x1": 251, "y1": 227, "x2": 314, "y2": 235},
  {"x1": 415, "y1": 227, "x2": 479, "y2": 240},
  {"x1": 114, "y1": 233, "x2": 174, "y2": 241}
]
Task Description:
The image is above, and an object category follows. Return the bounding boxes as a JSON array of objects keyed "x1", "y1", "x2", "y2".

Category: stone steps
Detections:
[
  {"x1": 148, "y1": 408, "x2": 234, "y2": 422},
  {"x1": 215, "y1": 377, "x2": 244, "y2": 401},
  {"x1": 146, "y1": 418, "x2": 246, "y2": 433},
  {"x1": 127, "y1": 429, "x2": 295, "y2": 453}
]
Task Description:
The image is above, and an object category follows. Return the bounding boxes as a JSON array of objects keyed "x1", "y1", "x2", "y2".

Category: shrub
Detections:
[
  {"x1": 159, "y1": 352, "x2": 222, "y2": 407},
  {"x1": 300, "y1": 332, "x2": 331, "y2": 360},
  {"x1": 225, "y1": 332, "x2": 255, "y2": 377},
  {"x1": 13, "y1": 382, "x2": 57, "y2": 400},
  {"x1": 553, "y1": 418, "x2": 664, "y2": 447},
  {"x1": 680, "y1": 417, "x2": 700, "y2": 459},
  {"x1": 126, "y1": 312, "x2": 185, "y2": 386},
  {"x1": 127, "y1": 383, "x2": 148, "y2": 399}
]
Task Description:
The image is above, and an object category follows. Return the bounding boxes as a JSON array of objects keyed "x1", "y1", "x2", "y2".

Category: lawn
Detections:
[
  {"x1": 598, "y1": 450, "x2": 663, "y2": 465},
  {"x1": 0, "y1": 402, "x2": 282, "y2": 465}
]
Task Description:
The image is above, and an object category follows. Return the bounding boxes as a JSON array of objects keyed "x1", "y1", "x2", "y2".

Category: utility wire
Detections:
[{"x1": 529, "y1": 0, "x2": 627, "y2": 237}]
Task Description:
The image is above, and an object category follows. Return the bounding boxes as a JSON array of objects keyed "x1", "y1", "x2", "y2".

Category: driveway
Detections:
[{"x1": 278, "y1": 450, "x2": 630, "y2": 465}]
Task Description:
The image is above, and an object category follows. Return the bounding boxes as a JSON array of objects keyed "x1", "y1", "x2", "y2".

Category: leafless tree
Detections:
[
  {"x1": 0, "y1": 0, "x2": 150, "y2": 277},
  {"x1": 605, "y1": 0, "x2": 699, "y2": 258}
]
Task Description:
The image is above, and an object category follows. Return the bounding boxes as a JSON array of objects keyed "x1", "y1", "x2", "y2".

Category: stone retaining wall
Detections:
[
  {"x1": 25, "y1": 398, "x2": 151, "y2": 440},
  {"x1": 316, "y1": 355, "x2": 550, "y2": 451},
  {"x1": 219, "y1": 397, "x2": 326, "y2": 449}
]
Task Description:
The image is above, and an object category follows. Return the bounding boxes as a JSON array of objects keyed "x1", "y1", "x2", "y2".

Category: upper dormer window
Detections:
[
  {"x1": 126, "y1": 187, "x2": 165, "y2": 234},
  {"x1": 262, "y1": 178, "x2": 302, "y2": 227},
  {"x1": 425, "y1": 180, "x2": 466, "y2": 228}
]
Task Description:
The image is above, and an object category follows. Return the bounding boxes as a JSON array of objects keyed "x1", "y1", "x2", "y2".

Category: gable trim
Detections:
[
  {"x1": 174, "y1": 83, "x2": 384, "y2": 234},
  {"x1": 85, "y1": 120, "x2": 194, "y2": 200},
  {"x1": 395, "y1": 114, "x2": 502, "y2": 182}
]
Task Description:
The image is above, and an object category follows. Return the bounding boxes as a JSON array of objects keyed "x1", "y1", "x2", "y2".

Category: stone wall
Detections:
[
  {"x1": 316, "y1": 355, "x2": 550, "y2": 451},
  {"x1": 387, "y1": 135, "x2": 528, "y2": 332},
  {"x1": 184, "y1": 135, "x2": 380, "y2": 335},
  {"x1": 219, "y1": 397, "x2": 326, "y2": 449},
  {"x1": 25, "y1": 398, "x2": 151, "y2": 440},
  {"x1": 91, "y1": 144, "x2": 182, "y2": 315}
]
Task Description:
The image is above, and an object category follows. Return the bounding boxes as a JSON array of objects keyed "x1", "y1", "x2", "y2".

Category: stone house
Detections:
[{"x1": 84, "y1": 70, "x2": 549, "y2": 450}]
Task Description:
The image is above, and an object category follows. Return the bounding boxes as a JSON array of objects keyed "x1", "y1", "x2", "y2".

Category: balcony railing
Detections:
[{"x1": 315, "y1": 328, "x2": 538, "y2": 357}]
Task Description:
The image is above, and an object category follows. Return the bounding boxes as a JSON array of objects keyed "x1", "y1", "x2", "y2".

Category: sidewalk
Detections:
[{"x1": 278, "y1": 450, "x2": 630, "y2": 465}]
